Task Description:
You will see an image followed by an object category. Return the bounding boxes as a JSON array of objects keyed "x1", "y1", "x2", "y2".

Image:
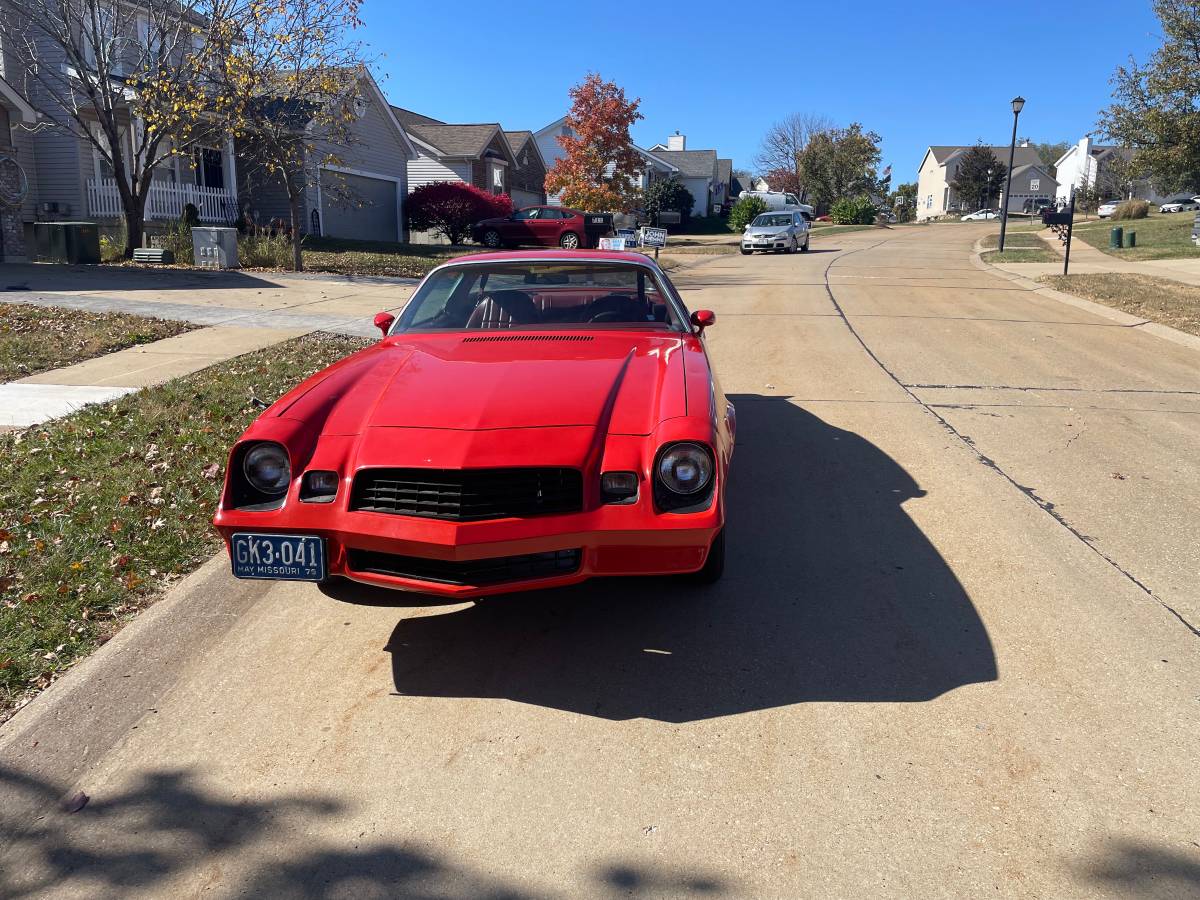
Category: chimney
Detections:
[{"x1": 667, "y1": 131, "x2": 686, "y2": 151}]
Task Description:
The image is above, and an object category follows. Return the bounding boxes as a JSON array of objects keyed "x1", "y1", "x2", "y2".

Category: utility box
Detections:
[
  {"x1": 34, "y1": 222, "x2": 101, "y2": 264},
  {"x1": 192, "y1": 226, "x2": 239, "y2": 269}
]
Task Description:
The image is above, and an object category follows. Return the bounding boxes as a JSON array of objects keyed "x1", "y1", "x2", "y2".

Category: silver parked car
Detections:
[
  {"x1": 1158, "y1": 195, "x2": 1200, "y2": 213},
  {"x1": 740, "y1": 211, "x2": 810, "y2": 255}
]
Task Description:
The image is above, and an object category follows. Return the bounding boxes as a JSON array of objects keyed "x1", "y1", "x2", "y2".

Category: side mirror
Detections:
[
  {"x1": 691, "y1": 309, "x2": 716, "y2": 330},
  {"x1": 373, "y1": 311, "x2": 395, "y2": 336}
]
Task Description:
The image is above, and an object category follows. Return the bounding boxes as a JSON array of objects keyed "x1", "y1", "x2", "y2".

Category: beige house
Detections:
[{"x1": 916, "y1": 144, "x2": 1043, "y2": 220}]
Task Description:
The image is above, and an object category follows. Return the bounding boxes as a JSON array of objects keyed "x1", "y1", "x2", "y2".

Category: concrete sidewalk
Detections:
[
  {"x1": 1, "y1": 325, "x2": 309, "y2": 428},
  {"x1": 2, "y1": 263, "x2": 416, "y2": 337},
  {"x1": 992, "y1": 226, "x2": 1200, "y2": 286}
]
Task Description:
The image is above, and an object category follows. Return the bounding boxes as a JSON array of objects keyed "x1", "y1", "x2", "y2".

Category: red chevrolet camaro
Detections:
[{"x1": 213, "y1": 250, "x2": 735, "y2": 600}]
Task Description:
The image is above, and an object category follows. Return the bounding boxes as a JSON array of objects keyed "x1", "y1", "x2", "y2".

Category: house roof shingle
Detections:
[
  {"x1": 716, "y1": 158, "x2": 732, "y2": 185},
  {"x1": 652, "y1": 148, "x2": 718, "y2": 179},
  {"x1": 503, "y1": 130, "x2": 535, "y2": 154},
  {"x1": 407, "y1": 123, "x2": 500, "y2": 158},
  {"x1": 930, "y1": 145, "x2": 1043, "y2": 168},
  {"x1": 391, "y1": 105, "x2": 444, "y2": 129},
  {"x1": 1009, "y1": 163, "x2": 1058, "y2": 183}
]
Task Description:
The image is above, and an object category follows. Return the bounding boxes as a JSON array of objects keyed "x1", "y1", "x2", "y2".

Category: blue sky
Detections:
[{"x1": 363, "y1": 0, "x2": 1162, "y2": 183}]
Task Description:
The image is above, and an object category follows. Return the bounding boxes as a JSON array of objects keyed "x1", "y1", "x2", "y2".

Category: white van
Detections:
[{"x1": 739, "y1": 190, "x2": 815, "y2": 220}]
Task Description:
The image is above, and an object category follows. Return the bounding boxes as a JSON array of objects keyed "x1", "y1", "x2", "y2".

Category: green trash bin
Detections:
[
  {"x1": 1109, "y1": 226, "x2": 1123, "y2": 249},
  {"x1": 33, "y1": 222, "x2": 101, "y2": 264},
  {"x1": 1126, "y1": 230, "x2": 1137, "y2": 248}
]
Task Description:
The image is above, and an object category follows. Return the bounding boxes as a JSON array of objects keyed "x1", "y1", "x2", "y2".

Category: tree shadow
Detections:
[
  {"x1": 383, "y1": 397, "x2": 996, "y2": 722},
  {"x1": 0, "y1": 764, "x2": 730, "y2": 898},
  {"x1": 1078, "y1": 840, "x2": 1200, "y2": 899}
]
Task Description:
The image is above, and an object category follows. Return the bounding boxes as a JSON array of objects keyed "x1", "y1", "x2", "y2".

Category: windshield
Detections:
[
  {"x1": 752, "y1": 214, "x2": 792, "y2": 228},
  {"x1": 395, "y1": 261, "x2": 687, "y2": 332}
]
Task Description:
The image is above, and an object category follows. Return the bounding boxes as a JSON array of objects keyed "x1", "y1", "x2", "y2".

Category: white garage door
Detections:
[{"x1": 320, "y1": 170, "x2": 398, "y2": 242}]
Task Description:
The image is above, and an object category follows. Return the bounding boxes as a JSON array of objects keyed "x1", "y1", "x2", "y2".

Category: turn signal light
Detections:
[
  {"x1": 300, "y1": 470, "x2": 340, "y2": 503},
  {"x1": 601, "y1": 472, "x2": 638, "y2": 504}
]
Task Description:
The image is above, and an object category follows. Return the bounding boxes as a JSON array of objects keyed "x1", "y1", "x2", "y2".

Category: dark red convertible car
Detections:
[
  {"x1": 471, "y1": 206, "x2": 611, "y2": 250},
  {"x1": 213, "y1": 250, "x2": 735, "y2": 600}
]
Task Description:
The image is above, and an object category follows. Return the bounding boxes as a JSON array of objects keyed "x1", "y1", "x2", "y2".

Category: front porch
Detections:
[{"x1": 86, "y1": 178, "x2": 238, "y2": 224}]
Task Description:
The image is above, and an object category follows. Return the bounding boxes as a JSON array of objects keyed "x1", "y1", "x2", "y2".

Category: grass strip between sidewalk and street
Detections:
[
  {"x1": 979, "y1": 230, "x2": 1059, "y2": 263},
  {"x1": 0, "y1": 304, "x2": 196, "y2": 382},
  {"x1": 0, "y1": 332, "x2": 371, "y2": 721},
  {"x1": 294, "y1": 237, "x2": 472, "y2": 278},
  {"x1": 1037, "y1": 273, "x2": 1200, "y2": 337}
]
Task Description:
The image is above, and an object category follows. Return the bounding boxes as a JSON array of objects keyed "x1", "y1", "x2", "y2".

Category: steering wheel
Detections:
[{"x1": 585, "y1": 294, "x2": 645, "y2": 324}]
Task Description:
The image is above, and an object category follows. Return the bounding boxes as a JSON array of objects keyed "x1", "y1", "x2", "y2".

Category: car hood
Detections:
[
  {"x1": 746, "y1": 226, "x2": 791, "y2": 237},
  {"x1": 270, "y1": 332, "x2": 688, "y2": 437}
]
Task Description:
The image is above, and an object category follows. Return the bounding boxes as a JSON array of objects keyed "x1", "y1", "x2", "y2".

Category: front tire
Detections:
[
  {"x1": 800, "y1": 237, "x2": 810, "y2": 253},
  {"x1": 740, "y1": 248, "x2": 751, "y2": 255},
  {"x1": 481, "y1": 229, "x2": 501, "y2": 249},
  {"x1": 687, "y1": 528, "x2": 725, "y2": 584},
  {"x1": 559, "y1": 231, "x2": 580, "y2": 250}
]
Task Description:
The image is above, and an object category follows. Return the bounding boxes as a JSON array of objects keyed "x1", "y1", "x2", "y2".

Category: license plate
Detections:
[{"x1": 230, "y1": 533, "x2": 325, "y2": 582}]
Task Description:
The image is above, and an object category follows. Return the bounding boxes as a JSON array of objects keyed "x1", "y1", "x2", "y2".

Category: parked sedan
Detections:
[
  {"x1": 213, "y1": 250, "x2": 735, "y2": 599},
  {"x1": 1158, "y1": 195, "x2": 1200, "y2": 213},
  {"x1": 740, "y1": 211, "x2": 810, "y2": 254},
  {"x1": 1097, "y1": 200, "x2": 1124, "y2": 217},
  {"x1": 472, "y1": 206, "x2": 609, "y2": 250},
  {"x1": 961, "y1": 208, "x2": 998, "y2": 221}
]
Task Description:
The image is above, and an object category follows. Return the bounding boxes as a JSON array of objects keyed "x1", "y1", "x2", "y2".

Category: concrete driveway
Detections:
[{"x1": 2, "y1": 225, "x2": 1198, "y2": 898}]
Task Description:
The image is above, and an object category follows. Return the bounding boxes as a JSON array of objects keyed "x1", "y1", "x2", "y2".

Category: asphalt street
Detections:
[{"x1": 2, "y1": 225, "x2": 1198, "y2": 898}]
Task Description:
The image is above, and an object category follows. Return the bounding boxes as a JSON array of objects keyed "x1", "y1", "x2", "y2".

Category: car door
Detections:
[
  {"x1": 526, "y1": 207, "x2": 562, "y2": 246},
  {"x1": 502, "y1": 208, "x2": 538, "y2": 245}
]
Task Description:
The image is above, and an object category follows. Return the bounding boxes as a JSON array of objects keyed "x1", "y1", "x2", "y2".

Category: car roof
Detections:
[{"x1": 449, "y1": 249, "x2": 658, "y2": 266}]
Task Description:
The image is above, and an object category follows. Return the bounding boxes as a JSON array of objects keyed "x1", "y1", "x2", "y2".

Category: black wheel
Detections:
[
  {"x1": 740, "y1": 248, "x2": 751, "y2": 255},
  {"x1": 481, "y1": 229, "x2": 502, "y2": 248},
  {"x1": 687, "y1": 528, "x2": 725, "y2": 584},
  {"x1": 800, "y1": 237, "x2": 810, "y2": 253},
  {"x1": 785, "y1": 237, "x2": 797, "y2": 253},
  {"x1": 559, "y1": 231, "x2": 581, "y2": 250}
]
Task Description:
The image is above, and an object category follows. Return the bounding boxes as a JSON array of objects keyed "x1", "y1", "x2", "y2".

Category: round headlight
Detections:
[
  {"x1": 657, "y1": 443, "x2": 713, "y2": 495},
  {"x1": 243, "y1": 443, "x2": 290, "y2": 495}
]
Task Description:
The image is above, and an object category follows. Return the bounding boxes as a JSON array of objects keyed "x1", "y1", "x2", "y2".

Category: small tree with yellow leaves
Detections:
[
  {"x1": 0, "y1": 0, "x2": 228, "y2": 257},
  {"x1": 208, "y1": 0, "x2": 369, "y2": 271}
]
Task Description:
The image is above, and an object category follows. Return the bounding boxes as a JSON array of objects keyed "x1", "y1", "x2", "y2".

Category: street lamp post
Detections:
[
  {"x1": 985, "y1": 167, "x2": 993, "y2": 214},
  {"x1": 998, "y1": 95, "x2": 1025, "y2": 253}
]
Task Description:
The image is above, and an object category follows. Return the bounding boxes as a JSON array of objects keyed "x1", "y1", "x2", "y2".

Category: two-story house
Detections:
[
  {"x1": 1052, "y1": 137, "x2": 1169, "y2": 206},
  {"x1": 395, "y1": 107, "x2": 522, "y2": 200},
  {"x1": 916, "y1": 144, "x2": 1044, "y2": 220}
]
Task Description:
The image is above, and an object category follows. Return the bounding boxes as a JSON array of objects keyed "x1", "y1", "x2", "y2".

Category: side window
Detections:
[
  {"x1": 540, "y1": 208, "x2": 562, "y2": 219},
  {"x1": 785, "y1": 194, "x2": 799, "y2": 205}
]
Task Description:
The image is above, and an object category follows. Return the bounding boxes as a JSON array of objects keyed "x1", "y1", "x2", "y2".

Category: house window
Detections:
[
  {"x1": 490, "y1": 163, "x2": 504, "y2": 194},
  {"x1": 195, "y1": 147, "x2": 224, "y2": 189}
]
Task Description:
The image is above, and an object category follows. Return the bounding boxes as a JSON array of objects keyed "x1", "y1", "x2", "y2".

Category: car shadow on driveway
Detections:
[{"x1": 382, "y1": 396, "x2": 996, "y2": 722}]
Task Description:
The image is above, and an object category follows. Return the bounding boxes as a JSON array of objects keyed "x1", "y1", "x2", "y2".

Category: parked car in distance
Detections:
[
  {"x1": 213, "y1": 250, "x2": 734, "y2": 599},
  {"x1": 1157, "y1": 195, "x2": 1200, "y2": 213},
  {"x1": 961, "y1": 208, "x2": 998, "y2": 221},
  {"x1": 876, "y1": 209, "x2": 897, "y2": 224},
  {"x1": 815, "y1": 214, "x2": 832, "y2": 222},
  {"x1": 1023, "y1": 197, "x2": 1053, "y2": 215},
  {"x1": 472, "y1": 206, "x2": 612, "y2": 250},
  {"x1": 1097, "y1": 199, "x2": 1124, "y2": 218},
  {"x1": 741, "y1": 211, "x2": 810, "y2": 254}
]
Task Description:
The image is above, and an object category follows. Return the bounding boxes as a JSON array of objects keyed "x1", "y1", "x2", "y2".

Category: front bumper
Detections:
[
  {"x1": 214, "y1": 493, "x2": 722, "y2": 600},
  {"x1": 742, "y1": 238, "x2": 789, "y2": 250}
]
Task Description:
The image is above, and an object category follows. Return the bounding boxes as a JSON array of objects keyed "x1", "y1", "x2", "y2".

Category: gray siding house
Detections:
[{"x1": 239, "y1": 73, "x2": 416, "y2": 242}]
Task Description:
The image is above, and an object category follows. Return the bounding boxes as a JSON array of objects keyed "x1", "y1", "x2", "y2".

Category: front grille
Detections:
[
  {"x1": 350, "y1": 467, "x2": 583, "y2": 521},
  {"x1": 347, "y1": 547, "x2": 582, "y2": 586}
]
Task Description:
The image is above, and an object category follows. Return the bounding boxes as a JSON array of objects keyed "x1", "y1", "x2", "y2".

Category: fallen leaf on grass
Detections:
[{"x1": 201, "y1": 463, "x2": 220, "y2": 480}]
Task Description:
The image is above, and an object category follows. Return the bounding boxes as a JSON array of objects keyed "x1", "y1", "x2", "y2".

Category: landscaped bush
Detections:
[
  {"x1": 728, "y1": 195, "x2": 768, "y2": 232},
  {"x1": 1113, "y1": 199, "x2": 1150, "y2": 220},
  {"x1": 830, "y1": 196, "x2": 878, "y2": 225},
  {"x1": 644, "y1": 177, "x2": 695, "y2": 225},
  {"x1": 239, "y1": 232, "x2": 293, "y2": 268},
  {"x1": 407, "y1": 182, "x2": 512, "y2": 245}
]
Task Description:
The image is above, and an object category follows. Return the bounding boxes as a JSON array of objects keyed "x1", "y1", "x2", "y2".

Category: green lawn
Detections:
[
  {"x1": 0, "y1": 333, "x2": 370, "y2": 720},
  {"x1": 0, "y1": 305, "x2": 194, "y2": 382},
  {"x1": 1069, "y1": 212, "x2": 1200, "y2": 260},
  {"x1": 298, "y1": 237, "x2": 472, "y2": 278}
]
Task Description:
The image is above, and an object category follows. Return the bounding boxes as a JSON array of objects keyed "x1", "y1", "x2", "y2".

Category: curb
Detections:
[
  {"x1": 970, "y1": 239, "x2": 1200, "y2": 353},
  {"x1": 0, "y1": 552, "x2": 259, "y2": 832}
]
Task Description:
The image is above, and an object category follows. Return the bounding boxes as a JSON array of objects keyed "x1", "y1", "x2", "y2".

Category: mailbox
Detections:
[{"x1": 1042, "y1": 212, "x2": 1072, "y2": 226}]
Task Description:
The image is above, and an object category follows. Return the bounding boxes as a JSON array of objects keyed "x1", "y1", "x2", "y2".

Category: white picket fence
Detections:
[{"x1": 87, "y1": 177, "x2": 235, "y2": 223}]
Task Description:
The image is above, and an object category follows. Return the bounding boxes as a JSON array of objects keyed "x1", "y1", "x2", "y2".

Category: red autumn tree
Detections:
[
  {"x1": 545, "y1": 73, "x2": 644, "y2": 212},
  {"x1": 763, "y1": 167, "x2": 804, "y2": 197},
  {"x1": 407, "y1": 182, "x2": 512, "y2": 245}
]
